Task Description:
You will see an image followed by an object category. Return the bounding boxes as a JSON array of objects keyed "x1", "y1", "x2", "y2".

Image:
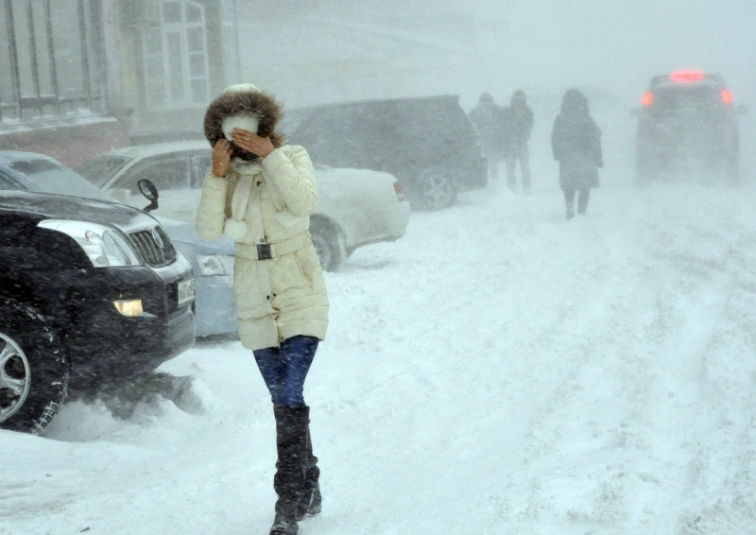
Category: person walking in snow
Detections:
[
  {"x1": 469, "y1": 92, "x2": 508, "y2": 181},
  {"x1": 502, "y1": 90, "x2": 534, "y2": 194},
  {"x1": 196, "y1": 83, "x2": 328, "y2": 535},
  {"x1": 551, "y1": 89, "x2": 603, "y2": 219}
]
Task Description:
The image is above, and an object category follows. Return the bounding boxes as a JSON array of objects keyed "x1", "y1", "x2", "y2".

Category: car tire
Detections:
[
  {"x1": 310, "y1": 221, "x2": 344, "y2": 272},
  {"x1": 0, "y1": 300, "x2": 69, "y2": 434},
  {"x1": 415, "y1": 167, "x2": 457, "y2": 211}
]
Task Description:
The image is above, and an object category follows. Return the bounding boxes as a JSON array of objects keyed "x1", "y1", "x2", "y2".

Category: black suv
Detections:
[
  {"x1": 634, "y1": 71, "x2": 747, "y2": 183},
  {"x1": 0, "y1": 191, "x2": 196, "y2": 434},
  {"x1": 281, "y1": 95, "x2": 487, "y2": 210}
]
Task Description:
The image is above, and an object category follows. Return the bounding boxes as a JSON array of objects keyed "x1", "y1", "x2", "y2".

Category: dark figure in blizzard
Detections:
[
  {"x1": 551, "y1": 89, "x2": 603, "y2": 219},
  {"x1": 502, "y1": 90, "x2": 534, "y2": 194},
  {"x1": 197, "y1": 83, "x2": 328, "y2": 535},
  {"x1": 468, "y1": 92, "x2": 508, "y2": 181}
]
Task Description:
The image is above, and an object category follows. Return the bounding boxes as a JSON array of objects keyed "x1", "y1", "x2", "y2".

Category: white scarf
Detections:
[
  {"x1": 224, "y1": 160, "x2": 262, "y2": 241},
  {"x1": 223, "y1": 159, "x2": 299, "y2": 242}
]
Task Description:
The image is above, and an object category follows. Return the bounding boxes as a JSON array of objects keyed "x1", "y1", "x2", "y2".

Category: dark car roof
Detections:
[
  {"x1": 0, "y1": 190, "x2": 159, "y2": 233},
  {"x1": 649, "y1": 73, "x2": 725, "y2": 89},
  {"x1": 289, "y1": 94, "x2": 461, "y2": 114},
  {"x1": 281, "y1": 95, "x2": 464, "y2": 136}
]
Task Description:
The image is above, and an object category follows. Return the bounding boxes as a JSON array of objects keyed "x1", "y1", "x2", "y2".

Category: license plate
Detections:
[{"x1": 177, "y1": 278, "x2": 196, "y2": 306}]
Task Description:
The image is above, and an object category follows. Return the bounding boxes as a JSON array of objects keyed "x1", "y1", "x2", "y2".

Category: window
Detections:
[
  {"x1": 115, "y1": 157, "x2": 191, "y2": 194},
  {"x1": 0, "y1": 173, "x2": 20, "y2": 190},
  {"x1": 221, "y1": 0, "x2": 240, "y2": 86},
  {"x1": 292, "y1": 108, "x2": 376, "y2": 168},
  {"x1": 0, "y1": 0, "x2": 101, "y2": 123},
  {"x1": 75, "y1": 155, "x2": 133, "y2": 187},
  {"x1": 143, "y1": 0, "x2": 210, "y2": 109},
  {"x1": 191, "y1": 150, "x2": 213, "y2": 187},
  {"x1": 9, "y1": 159, "x2": 110, "y2": 200}
]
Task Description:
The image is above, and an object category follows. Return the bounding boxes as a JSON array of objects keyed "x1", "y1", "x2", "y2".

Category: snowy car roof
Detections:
[
  {"x1": 0, "y1": 150, "x2": 59, "y2": 164},
  {"x1": 96, "y1": 140, "x2": 210, "y2": 159}
]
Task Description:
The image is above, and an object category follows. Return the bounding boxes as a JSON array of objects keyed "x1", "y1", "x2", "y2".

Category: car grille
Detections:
[{"x1": 129, "y1": 227, "x2": 176, "y2": 267}]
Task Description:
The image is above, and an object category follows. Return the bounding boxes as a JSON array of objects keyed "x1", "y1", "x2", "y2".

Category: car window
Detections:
[
  {"x1": 113, "y1": 155, "x2": 192, "y2": 194},
  {"x1": 401, "y1": 98, "x2": 473, "y2": 141},
  {"x1": 650, "y1": 86, "x2": 722, "y2": 118},
  {"x1": 8, "y1": 159, "x2": 111, "y2": 200},
  {"x1": 192, "y1": 150, "x2": 213, "y2": 187},
  {"x1": 75, "y1": 155, "x2": 132, "y2": 186},
  {"x1": 292, "y1": 105, "x2": 393, "y2": 170},
  {"x1": 0, "y1": 172, "x2": 20, "y2": 190},
  {"x1": 290, "y1": 108, "x2": 351, "y2": 164}
]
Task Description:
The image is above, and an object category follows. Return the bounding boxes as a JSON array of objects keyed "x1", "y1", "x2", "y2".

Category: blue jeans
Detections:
[{"x1": 253, "y1": 335, "x2": 319, "y2": 406}]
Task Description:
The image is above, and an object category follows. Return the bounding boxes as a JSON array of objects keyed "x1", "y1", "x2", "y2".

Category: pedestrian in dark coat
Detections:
[
  {"x1": 502, "y1": 90, "x2": 534, "y2": 194},
  {"x1": 469, "y1": 92, "x2": 507, "y2": 181},
  {"x1": 551, "y1": 89, "x2": 603, "y2": 219}
]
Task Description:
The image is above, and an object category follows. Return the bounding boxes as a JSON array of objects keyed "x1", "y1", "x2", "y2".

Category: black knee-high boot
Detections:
[
  {"x1": 296, "y1": 406, "x2": 321, "y2": 520},
  {"x1": 271, "y1": 405, "x2": 309, "y2": 535}
]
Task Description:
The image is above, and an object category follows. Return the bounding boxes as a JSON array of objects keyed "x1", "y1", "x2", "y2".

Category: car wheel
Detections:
[
  {"x1": 310, "y1": 222, "x2": 343, "y2": 272},
  {"x1": 416, "y1": 168, "x2": 457, "y2": 211},
  {"x1": 0, "y1": 300, "x2": 69, "y2": 434}
]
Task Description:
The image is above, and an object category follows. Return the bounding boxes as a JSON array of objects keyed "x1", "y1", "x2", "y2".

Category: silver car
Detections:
[{"x1": 75, "y1": 140, "x2": 412, "y2": 271}]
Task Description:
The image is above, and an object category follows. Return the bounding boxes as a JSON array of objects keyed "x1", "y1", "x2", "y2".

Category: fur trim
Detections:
[{"x1": 204, "y1": 90, "x2": 284, "y2": 149}]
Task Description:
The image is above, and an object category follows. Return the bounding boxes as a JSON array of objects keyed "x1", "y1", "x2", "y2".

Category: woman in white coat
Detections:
[{"x1": 196, "y1": 83, "x2": 328, "y2": 535}]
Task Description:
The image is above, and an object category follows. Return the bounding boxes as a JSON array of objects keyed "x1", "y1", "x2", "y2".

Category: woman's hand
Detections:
[
  {"x1": 231, "y1": 129, "x2": 275, "y2": 159},
  {"x1": 212, "y1": 138, "x2": 233, "y2": 177}
]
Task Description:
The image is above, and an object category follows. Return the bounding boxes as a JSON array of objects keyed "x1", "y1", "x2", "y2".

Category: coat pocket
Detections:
[{"x1": 270, "y1": 252, "x2": 313, "y2": 298}]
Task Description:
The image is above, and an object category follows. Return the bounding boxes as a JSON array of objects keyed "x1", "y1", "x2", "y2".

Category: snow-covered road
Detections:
[{"x1": 3, "y1": 178, "x2": 756, "y2": 535}]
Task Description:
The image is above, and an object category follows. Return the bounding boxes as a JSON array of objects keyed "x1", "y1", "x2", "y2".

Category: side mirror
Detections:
[
  {"x1": 630, "y1": 107, "x2": 641, "y2": 118},
  {"x1": 138, "y1": 179, "x2": 159, "y2": 213},
  {"x1": 736, "y1": 104, "x2": 748, "y2": 116}
]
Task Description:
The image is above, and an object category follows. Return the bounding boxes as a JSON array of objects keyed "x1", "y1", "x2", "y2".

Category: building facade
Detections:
[
  {"x1": 0, "y1": 0, "x2": 240, "y2": 166},
  {"x1": 112, "y1": 0, "x2": 241, "y2": 143}
]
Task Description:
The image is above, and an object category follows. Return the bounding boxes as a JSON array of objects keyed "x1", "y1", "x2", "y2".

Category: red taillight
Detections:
[
  {"x1": 722, "y1": 89, "x2": 734, "y2": 105},
  {"x1": 642, "y1": 91, "x2": 654, "y2": 107},
  {"x1": 393, "y1": 181, "x2": 405, "y2": 201},
  {"x1": 670, "y1": 70, "x2": 705, "y2": 83}
]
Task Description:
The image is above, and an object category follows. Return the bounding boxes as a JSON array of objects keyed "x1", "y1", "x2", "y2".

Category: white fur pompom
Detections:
[{"x1": 224, "y1": 219, "x2": 248, "y2": 241}]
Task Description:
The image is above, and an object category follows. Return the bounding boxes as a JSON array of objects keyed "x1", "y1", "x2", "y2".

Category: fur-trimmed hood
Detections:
[{"x1": 204, "y1": 87, "x2": 284, "y2": 149}]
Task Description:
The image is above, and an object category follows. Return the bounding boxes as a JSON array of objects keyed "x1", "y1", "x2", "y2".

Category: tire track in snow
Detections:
[{"x1": 483, "y1": 185, "x2": 756, "y2": 534}]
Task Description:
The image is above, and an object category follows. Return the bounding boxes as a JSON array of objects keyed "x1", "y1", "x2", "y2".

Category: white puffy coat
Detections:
[{"x1": 196, "y1": 145, "x2": 329, "y2": 350}]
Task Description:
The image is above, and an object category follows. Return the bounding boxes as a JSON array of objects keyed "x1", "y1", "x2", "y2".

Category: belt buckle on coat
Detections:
[{"x1": 257, "y1": 243, "x2": 272, "y2": 260}]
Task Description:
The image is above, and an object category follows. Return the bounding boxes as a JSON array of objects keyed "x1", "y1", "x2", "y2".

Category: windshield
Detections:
[
  {"x1": 10, "y1": 159, "x2": 113, "y2": 201},
  {"x1": 649, "y1": 86, "x2": 724, "y2": 118},
  {"x1": 75, "y1": 155, "x2": 132, "y2": 186}
]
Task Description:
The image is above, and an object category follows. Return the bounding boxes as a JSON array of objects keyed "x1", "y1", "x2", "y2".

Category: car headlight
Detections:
[
  {"x1": 38, "y1": 220, "x2": 139, "y2": 268},
  {"x1": 197, "y1": 254, "x2": 234, "y2": 276},
  {"x1": 114, "y1": 299, "x2": 143, "y2": 317}
]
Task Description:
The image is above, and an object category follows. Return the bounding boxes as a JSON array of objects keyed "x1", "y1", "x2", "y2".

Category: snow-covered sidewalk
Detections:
[{"x1": 3, "y1": 179, "x2": 756, "y2": 535}]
